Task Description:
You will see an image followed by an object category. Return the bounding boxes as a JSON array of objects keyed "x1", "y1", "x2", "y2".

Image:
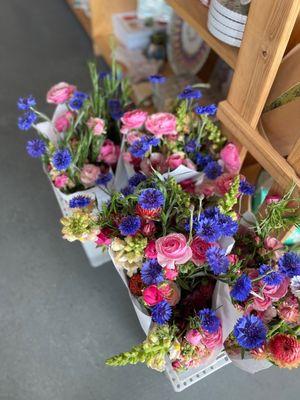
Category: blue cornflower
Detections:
[
  {"x1": 52, "y1": 148, "x2": 72, "y2": 171},
  {"x1": 151, "y1": 300, "x2": 172, "y2": 324},
  {"x1": 218, "y1": 214, "x2": 238, "y2": 237},
  {"x1": 258, "y1": 264, "x2": 284, "y2": 286},
  {"x1": 185, "y1": 215, "x2": 201, "y2": 233},
  {"x1": 239, "y1": 179, "x2": 255, "y2": 195},
  {"x1": 138, "y1": 188, "x2": 164, "y2": 210},
  {"x1": 148, "y1": 74, "x2": 166, "y2": 84},
  {"x1": 96, "y1": 172, "x2": 113, "y2": 186},
  {"x1": 198, "y1": 308, "x2": 220, "y2": 333},
  {"x1": 18, "y1": 110, "x2": 37, "y2": 131},
  {"x1": 206, "y1": 246, "x2": 229, "y2": 275},
  {"x1": 128, "y1": 173, "x2": 147, "y2": 187},
  {"x1": 26, "y1": 138, "x2": 46, "y2": 158},
  {"x1": 203, "y1": 207, "x2": 221, "y2": 220},
  {"x1": 196, "y1": 218, "x2": 222, "y2": 242},
  {"x1": 141, "y1": 135, "x2": 160, "y2": 147},
  {"x1": 204, "y1": 161, "x2": 223, "y2": 180},
  {"x1": 195, "y1": 153, "x2": 213, "y2": 169},
  {"x1": 69, "y1": 195, "x2": 91, "y2": 209},
  {"x1": 17, "y1": 95, "x2": 36, "y2": 110},
  {"x1": 108, "y1": 99, "x2": 123, "y2": 120},
  {"x1": 128, "y1": 139, "x2": 150, "y2": 158},
  {"x1": 69, "y1": 91, "x2": 88, "y2": 110},
  {"x1": 99, "y1": 71, "x2": 109, "y2": 80},
  {"x1": 121, "y1": 185, "x2": 135, "y2": 196},
  {"x1": 194, "y1": 104, "x2": 217, "y2": 116},
  {"x1": 178, "y1": 86, "x2": 202, "y2": 100},
  {"x1": 185, "y1": 139, "x2": 198, "y2": 153},
  {"x1": 141, "y1": 259, "x2": 164, "y2": 285},
  {"x1": 233, "y1": 315, "x2": 267, "y2": 350},
  {"x1": 118, "y1": 216, "x2": 141, "y2": 236},
  {"x1": 231, "y1": 274, "x2": 252, "y2": 302},
  {"x1": 278, "y1": 252, "x2": 300, "y2": 278}
]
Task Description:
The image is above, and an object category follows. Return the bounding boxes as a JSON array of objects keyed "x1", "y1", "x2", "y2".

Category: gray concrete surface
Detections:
[{"x1": 0, "y1": 1, "x2": 299, "y2": 399}]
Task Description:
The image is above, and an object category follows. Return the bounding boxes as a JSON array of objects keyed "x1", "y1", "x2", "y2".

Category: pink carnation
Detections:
[
  {"x1": 87, "y1": 117, "x2": 105, "y2": 136},
  {"x1": 155, "y1": 233, "x2": 192, "y2": 269},
  {"x1": 144, "y1": 240, "x2": 157, "y2": 259},
  {"x1": 167, "y1": 154, "x2": 184, "y2": 170},
  {"x1": 143, "y1": 285, "x2": 163, "y2": 306},
  {"x1": 121, "y1": 109, "x2": 148, "y2": 129},
  {"x1": 46, "y1": 82, "x2": 76, "y2": 104},
  {"x1": 201, "y1": 325, "x2": 223, "y2": 350},
  {"x1": 54, "y1": 174, "x2": 68, "y2": 188},
  {"x1": 145, "y1": 113, "x2": 177, "y2": 137},
  {"x1": 54, "y1": 111, "x2": 73, "y2": 132},
  {"x1": 80, "y1": 164, "x2": 100, "y2": 187},
  {"x1": 186, "y1": 329, "x2": 202, "y2": 346},
  {"x1": 220, "y1": 143, "x2": 241, "y2": 173},
  {"x1": 97, "y1": 139, "x2": 120, "y2": 165}
]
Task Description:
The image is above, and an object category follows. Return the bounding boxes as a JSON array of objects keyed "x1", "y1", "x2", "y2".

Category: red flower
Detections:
[
  {"x1": 135, "y1": 204, "x2": 161, "y2": 219},
  {"x1": 191, "y1": 237, "x2": 215, "y2": 266},
  {"x1": 269, "y1": 334, "x2": 300, "y2": 369},
  {"x1": 129, "y1": 273, "x2": 144, "y2": 297}
]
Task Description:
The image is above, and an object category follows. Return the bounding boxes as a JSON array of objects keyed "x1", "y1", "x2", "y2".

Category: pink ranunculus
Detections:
[
  {"x1": 155, "y1": 233, "x2": 192, "y2": 269},
  {"x1": 87, "y1": 117, "x2": 105, "y2": 136},
  {"x1": 140, "y1": 153, "x2": 167, "y2": 176},
  {"x1": 144, "y1": 240, "x2": 157, "y2": 259},
  {"x1": 96, "y1": 228, "x2": 112, "y2": 246},
  {"x1": 54, "y1": 111, "x2": 73, "y2": 133},
  {"x1": 126, "y1": 131, "x2": 141, "y2": 145},
  {"x1": 143, "y1": 285, "x2": 163, "y2": 306},
  {"x1": 263, "y1": 278, "x2": 290, "y2": 301},
  {"x1": 215, "y1": 173, "x2": 237, "y2": 195},
  {"x1": 121, "y1": 109, "x2": 148, "y2": 129},
  {"x1": 191, "y1": 237, "x2": 214, "y2": 266},
  {"x1": 166, "y1": 154, "x2": 184, "y2": 170},
  {"x1": 159, "y1": 281, "x2": 181, "y2": 306},
  {"x1": 201, "y1": 325, "x2": 223, "y2": 350},
  {"x1": 141, "y1": 220, "x2": 156, "y2": 237},
  {"x1": 220, "y1": 143, "x2": 241, "y2": 173},
  {"x1": 97, "y1": 139, "x2": 120, "y2": 165},
  {"x1": 54, "y1": 174, "x2": 68, "y2": 188},
  {"x1": 46, "y1": 82, "x2": 76, "y2": 104},
  {"x1": 264, "y1": 236, "x2": 283, "y2": 251},
  {"x1": 183, "y1": 158, "x2": 197, "y2": 170},
  {"x1": 252, "y1": 294, "x2": 273, "y2": 312},
  {"x1": 145, "y1": 113, "x2": 177, "y2": 137},
  {"x1": 186, "y1": 329, "x2": 202, "y2": 346},
  {"x1": 80, "y1": 164, "x2": 100, "y2": 187}
]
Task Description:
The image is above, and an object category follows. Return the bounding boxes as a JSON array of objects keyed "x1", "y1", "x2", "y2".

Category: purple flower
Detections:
[
  {"x1": 96, "y1": 172, "x2": 113, "y2": 186},
  {"x1": 138, "y1": 189, "x2": 164, "y2": 210},
  {"x1": 194, "y1": 104, "x2": 217, "y2": 116},
  {"x1": 204, "y1": 161, "x2": 223, "y2": 180},
  {"x1": 128, "y1": 139, "x2": 150, "y2": 158},
  {"x1": 69, "y1": 91, "x2": 88, "y2": 110},
  {"x1": 148, "y1": 74, "x2": 166, "y2": 84},
  {"x1": 26, "y1": 138, "x2": 46, "y2": 158},
  {"x1": 178, "y1": 86, "x2": 202, "y2": 100},
  {"x1": 128, "y1": 173, "x2": 147, "y2": 187},
  {"x1": 278, "y1": 252, "x2": 300, "y2": 278},
  {"x1": 206, "y1": 246, "x2": 229, "y2": 275},
  {"x1": 196, "y1": 218, "x2": 222, "y2": 242},
  {"x1": 17, "y1": 95, "x2": 36, "y2": 110},
  {"x1": 198, "y1": 308, "x2": 220, "y2": 333},
  {"x1": 118, "y1": 216, "x2": 141, "y2": 236},
  {"x1": 18, "y1": 111, "x2": 37, "y2": 131},
  {"x1": 52, "y1": 148, "x2": 72, "y2": 171},
  {"x1": 259, "y1": 264, "x2": 284, "y2": 286},
  {"x1": 69, "y1": 195, "x2": 91, "y2": 209},
  {"x1": 151, "y1": 300, "x2": 172, "y2": 324},
  {"x1": 239, "y1": 179, "x2": 255, "y2": 195},
  {"x1": 141, "y1": 259, "x2": 164, "y2": 285},
  {"x1": 231, "y1": 274, "x2": 252, "y2": 302},
  {"x1": 233, "y1": 315, "x2": 266, "y2": 350}
]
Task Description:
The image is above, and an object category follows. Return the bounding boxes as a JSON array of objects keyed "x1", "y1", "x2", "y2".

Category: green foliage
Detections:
[{"x1": 218, "y1": 175, "x2": 240, "y2": 218}]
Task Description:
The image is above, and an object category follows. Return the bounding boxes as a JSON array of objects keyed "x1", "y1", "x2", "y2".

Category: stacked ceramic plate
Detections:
[{"x1": 207, "y1": 0, "x2": 250, "y2": 48}]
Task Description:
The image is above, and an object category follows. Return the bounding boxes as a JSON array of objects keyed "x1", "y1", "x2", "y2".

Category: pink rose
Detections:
[
  {"x1": 96, "y1": 228, "x2": 112, "y2": 246},
  {"x1": 121, "y1": 109, "x2": 148, "y2": 129},
  {"x1": 156, "y1": 233, "x2": 192, "y2": 268},
  {"x1": 164, "y1": 266, "x2": 179, "y2": 281},
  {"x1": 80, "y1": 164, "x2": 100, "y2": 187},
  {"x1": 201, "y1": 325, "x2": 223, "y2": 350},
  {"x1": 140, "y1": 153, "x2": 167, "y2": 175},
  {"x1": 220, "y1": 143, "x2": 241, "y2": 173},
  {"x1": 87, "y1": 117, "x2": 105, "y2": 136},
  {"x1": 183, "y1": 158, "x2": 197, "y2": 170},
  {"x1": 263, "y1": 278, "x2": 290, "y2": 301},
  {"x1": 167, "y1": 154, "x2": 184, "y2": 170},
  {"x1": 186, "y1": 329, "x2": 202, "y2": 346},
  {"x1": 145, "y1": 113, "x2": 177, "y2": 137},
  {"x1": 46, "y1": 82, "x2": 76, "y2": 104},
  {"x1": 143, "y1": 285, "x2": 163, "y2": 306},
  {"x1": 97, "y1": 139, "x2": 120, "y2": 165},
  {"x1": 144, "y1": 240, "x2": 157, "y2": 259},
  {"x1": 191, "y1": 237, "x2": 214, "y2": 266},
  {"x1": 215, "y1": 173, "x2": 237, "y2": 195},
  {"x1": 54, "y1": 111, "x2": 73, "y2": 132},
  {"x1": 159, "y1": 281, "x2": 181, "y2": 306},
  {"x1": 54, "y1": 174, "x2": 68, "y2": 188}
]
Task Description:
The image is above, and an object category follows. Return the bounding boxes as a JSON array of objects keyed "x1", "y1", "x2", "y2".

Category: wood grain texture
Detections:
[
  {"x1": 166, "y1": 0, "x2": 238, "y2": 69},
  {"x1": 228, "y1": 0, "x2": 300, "y2": 127},
  {"x1": 65, "y1": 0, "x2": 91, "y2": 36},
  {"x1": 288, "y1": 137, "x2": 300, "y2": 176}
]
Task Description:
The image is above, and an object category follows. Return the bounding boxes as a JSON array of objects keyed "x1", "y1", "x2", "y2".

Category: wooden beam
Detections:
[{"x1": 288, "y1": 137, "x2": 300, "y2": 176}]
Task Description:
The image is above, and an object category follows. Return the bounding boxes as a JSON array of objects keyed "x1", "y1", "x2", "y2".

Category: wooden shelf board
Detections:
[
  {"x1": 65, "y1": 0, "x2": 91, "y2": 37},
  {"x1": 166, "y1": 0, "x2": 238, "y2": 69}
]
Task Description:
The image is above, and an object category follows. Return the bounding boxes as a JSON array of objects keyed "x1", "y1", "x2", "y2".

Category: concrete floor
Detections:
[{"x1": 0, "y1": 1, "x2": 299, "y2": 399}]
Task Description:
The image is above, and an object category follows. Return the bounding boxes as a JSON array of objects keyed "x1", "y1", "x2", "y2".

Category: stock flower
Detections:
[
  {"x1": 220, "y1": 143, "x2": 241, "y2": 173},
  {"x1": 138, "y1": 189, "x2": 164, "y2": 210},
  {"x1": 26, "y1": 138, "x2": 46, "y2": 158},
  {"x1": 128, "y1": 173, "x2": 147, "y2": 187},
  {"x1": 118, "y1": 216, "x2": 141, "y2": 236},
  {"x1": 141, "y1": 259, "x2": 164, "y2": 285},
  {"x1": 148, "y1": 74, "x2": 166, "y2": 84},
  {"x1": 128, "y1": 139, "x2": 149, "y2": 158},
  {"x1": 206, "y1": 246, "x2": 229, "y2": 275},
  {"x1": 87, "y1": 117, "x2": 105, "y2": 135},
  {"x1": 198, "y1": 308, "x2": 220, "y2": 334},
  {"x1": 233, "y1": 315, "x2": 267, "y2": 350},
  {"x1": 121, "y1": 109, "x2": 148, "y2": 129},
  {"x1": 151, "y1": 300, "x2": 172, "y2": 324},
  {"x1": 156, "y1": 233, "x2": 192, "y2": 268},
  {"x1": 69, "y1": 91, "x2": 88, "y2": 110},
  {"x1": 69, "y1": 195, "x2": 91, "y2": 209},
  {"x1": 178, "y1": 86, "x2": 202, "y2": 100},
  {"x1": 269, "y1": 334, "x2": 300, "y2": 369},
  {"x1": 239, "y1": 179, "x2": 255, "y2": 195},
  {"x1": 194, "y1": 104, "x2": 217, "y2": 116},
  {"x1": 145, "y1": 113, "x2": 177, "y2": 137},
  {"x1": 258, "y1": 264, "x2": 284, "y2": 286},
  {"x1": 278, "y1": 252, "x2": 300, "y2": 278},
  {"x1": 143, "y1": 285, "x2": 163, "y2": 306},
  {"x1": 96, "y1": 172, "x2": 113, "y2": 186},
  {"x1": 231, "y1": 274, "x2": 252, "y2": 302},
  {"x1": 18, "y1": 110, "x2": 37, "y2": 130},
  {"x1": 52, "y1": 148, "x2": 72, "y2": 171},
  {"x1": 17, "y1": 95, "x2": 36, "y2": 110},
  {"x1": 47, "y1": 82, "x2": 76, "y2": 104},
  {"x1": 215, "y1": 173, "x2": 236, "y2": 195},
  {"x1": 204, "y1": 161, "x2": 223, "y2": 180}
]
